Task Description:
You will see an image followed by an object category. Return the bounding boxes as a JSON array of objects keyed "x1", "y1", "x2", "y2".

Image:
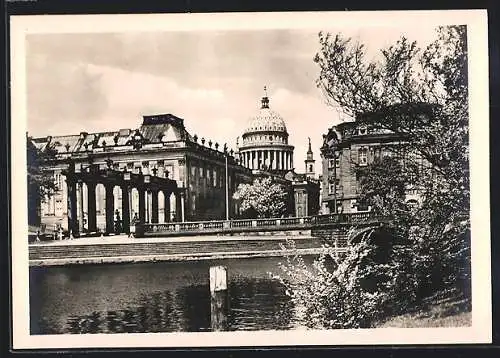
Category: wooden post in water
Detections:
[{"x1": 209, "y1": 265, "x2": 229, "y2": 331}]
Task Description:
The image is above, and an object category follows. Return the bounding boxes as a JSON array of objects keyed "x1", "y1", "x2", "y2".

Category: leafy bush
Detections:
[{"x1": 272, "y1": 227, "x2": 416, "y2": 329}]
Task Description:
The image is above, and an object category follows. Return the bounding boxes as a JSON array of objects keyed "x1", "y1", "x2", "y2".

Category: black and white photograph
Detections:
[{"x1": 10, "y1": 10, "x2": 490, "y2": 348}]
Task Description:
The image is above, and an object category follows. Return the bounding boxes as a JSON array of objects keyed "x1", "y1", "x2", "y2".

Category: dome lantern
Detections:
[{"x1": 261, "y1": 86, "x2": 270, "y2": 109}]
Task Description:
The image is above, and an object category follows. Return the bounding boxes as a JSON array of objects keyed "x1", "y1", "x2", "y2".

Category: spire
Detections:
[
  {"x1": 307, "y1": 137, "x2": 313, "y2": 154},
  {"x1": 305, "y1": 137, "x2": 315, "y2": 178},
  {"x1": 261, "y1": 86, "x2": 270, "y2": 109},
  {"x1": 306, "y1": 137, "x2": 314, "y2": 161}
]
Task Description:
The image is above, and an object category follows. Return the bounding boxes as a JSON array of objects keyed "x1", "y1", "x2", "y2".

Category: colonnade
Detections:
[
  {"x1": 239, "y1": 149, "x2": 293, "y2": 171},
  {"x1": 64, "y1": 161, "x2": 182, "y2": 236}
]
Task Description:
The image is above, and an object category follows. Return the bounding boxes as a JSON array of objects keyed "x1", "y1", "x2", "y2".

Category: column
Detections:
[
  {"x1": 151, "y1": 190, "x2": 159, "y2": 223},
  {"x1": 175, "y1": 192, "x2": 182, "y2": 222},
  {"x1": 121, "y1": 184, "x2": 130, "y2": 234},
  {"x1": 87, "y1": 181, "x2": 97, "y2": 232},
  {"x1": 290, "y1": 152, "x2": 294, "y2": 169},
  {"x1": 78, "y1": 181, "x2": 84, "y2": 233},
  {"x1": 66, "y1": 176, "x2": 78, "y2": 236},
  {"x1": 281, "y1": 151, "x2": 285, "y2": 170},
  {"x1": 105, "y1": 183, "x2": 115, "y2": 234},
  {"x1": 164, "y1": 191, "x2": 171, "y2": 222},
  {"x1": 180, "y1": 192, "x2": 185, "y2": 222},
  {"x1": 138, "y1": 186, "x2": 146, "y2": 224},
  {"x1": 146, "y1": 190, "x2": 151, "y2": 223}
]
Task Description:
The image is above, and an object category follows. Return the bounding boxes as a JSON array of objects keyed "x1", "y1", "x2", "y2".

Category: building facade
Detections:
[
  {"x1": 33, "y1": 114, "x2": 252, "y2": 234},
  {"x1": 320, "y1": 113, "x2": 426, "y2": 214}
]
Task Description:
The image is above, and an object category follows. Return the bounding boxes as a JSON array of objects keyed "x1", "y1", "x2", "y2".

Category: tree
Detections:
[
  {"x1": 315, "y1": 25, "x2": 470, "y2": 297},
  {"x1": 233, "y1": 177, "x2": 288, "y2": 218},
  {"x1": 272, "y1": 26, "x2": 470, "y2": 329},
  {"x1": 27, "y1": 136, "x2": 57, "y2": 226}
]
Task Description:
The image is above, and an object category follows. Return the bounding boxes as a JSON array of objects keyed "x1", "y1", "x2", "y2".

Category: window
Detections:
[
  {"x1": 351, "y1": 199, "x2": 370, "y2": 212},
  {"x1": 269, "y1": 135, "x2": 273, "y2": 141},
  {"x1": 358, "y1": 147, "x2": 368, "y2": 166},
  {"x1": 357, "y1": 125, "x2": 367, "y2": 135},
  {"x1": 357, "y1": 200, "x2": 370, "y2": 212},
  {"x1": 309, "y1": 164, "x2": 313, "y2": 172},
  {"x1": 328, "y1": 179, "x2": 340, "y2": 195},
  {"x1": 328, "y1": 157, "x2": 340, "y2": 168},
  {"x1": 383, "y1": 148, "x2": 393, "y2": 158}
]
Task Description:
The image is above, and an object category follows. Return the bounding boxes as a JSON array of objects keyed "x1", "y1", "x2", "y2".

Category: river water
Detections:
[{"x1": 29, "y1": 257, "x2": 309, "y2": 334}]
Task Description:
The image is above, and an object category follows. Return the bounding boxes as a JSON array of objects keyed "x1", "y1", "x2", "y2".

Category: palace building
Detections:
[
  {"x1": 33, "y1": 113, "x2": 252, "y2": 235},
  {"x1": 31, "y1": 89, "x2": 321, "y2": 236}
]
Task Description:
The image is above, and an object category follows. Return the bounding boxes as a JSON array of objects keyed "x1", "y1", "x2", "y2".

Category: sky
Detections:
[{"x1": 25, "y1": 25, "x2": 440, "y2": 172}]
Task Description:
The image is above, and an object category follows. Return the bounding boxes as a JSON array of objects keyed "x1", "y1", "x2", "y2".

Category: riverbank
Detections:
[
  {"x1": 376, "y1": 290, "x2": 472, "y2": 328},
  {"x1": 29, "y1": 234, "x2": 338, "y2": 267}
]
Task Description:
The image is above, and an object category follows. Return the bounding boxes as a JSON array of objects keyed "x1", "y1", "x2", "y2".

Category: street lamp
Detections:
[
  {"x1": 144, "y1": 174, "x2": 151, "y2": 223},
  {"x1": 225, "y1": 149, "x2": 229, "y2": 221},
  {"x1": 332, "y1": 150, "x2": 340, "y2": 214}
]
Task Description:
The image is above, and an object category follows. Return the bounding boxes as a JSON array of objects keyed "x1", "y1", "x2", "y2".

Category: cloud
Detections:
[
  {"x1": 25, "y1": 25, "x2": 441, "y2": 174},
  {"x1": 26, "y1": 54, "x2": 108, "y2": 132}
]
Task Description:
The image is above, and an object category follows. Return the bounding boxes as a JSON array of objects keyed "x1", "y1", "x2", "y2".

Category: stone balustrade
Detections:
[{"x1": 138, "y1": 212, "x2": 386, "y2": 238}]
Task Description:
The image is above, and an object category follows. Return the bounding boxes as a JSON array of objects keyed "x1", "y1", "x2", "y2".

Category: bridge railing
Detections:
[{"x1": 139, "y1": 212, "x2": 385, "y2": 236}]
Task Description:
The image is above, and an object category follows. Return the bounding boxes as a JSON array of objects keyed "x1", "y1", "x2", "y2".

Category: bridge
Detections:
[{"x1": 136, "y1": 212, "x2": 387, "y2": 244}]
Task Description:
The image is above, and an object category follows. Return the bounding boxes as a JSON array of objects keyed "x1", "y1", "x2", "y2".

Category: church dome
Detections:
[{"x1": 243, "y1": 94, "x2": 287, "y2": 134}]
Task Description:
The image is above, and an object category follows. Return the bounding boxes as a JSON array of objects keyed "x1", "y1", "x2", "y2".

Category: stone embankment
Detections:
[{"x1": 29, "y1": 235, "x2": 343, "y2": 267}]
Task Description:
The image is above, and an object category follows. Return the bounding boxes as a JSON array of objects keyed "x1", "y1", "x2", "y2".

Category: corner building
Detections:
[{"x1": 320, "y1": 110, "x2": 428, "y2": 214}]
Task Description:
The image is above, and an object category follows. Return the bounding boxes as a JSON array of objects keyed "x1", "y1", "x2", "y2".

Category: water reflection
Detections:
[{"x1": 30, "y1": 258, "x2": 298, "y2": 334}]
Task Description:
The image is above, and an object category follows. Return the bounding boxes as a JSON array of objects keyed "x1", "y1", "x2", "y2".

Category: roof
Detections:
[
  {"x1": 243, "y1": 95, "x2": 287, "y2": 135},
  {"x1": 31, "y1": 113, "x2": 194, "y2": 154}
]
